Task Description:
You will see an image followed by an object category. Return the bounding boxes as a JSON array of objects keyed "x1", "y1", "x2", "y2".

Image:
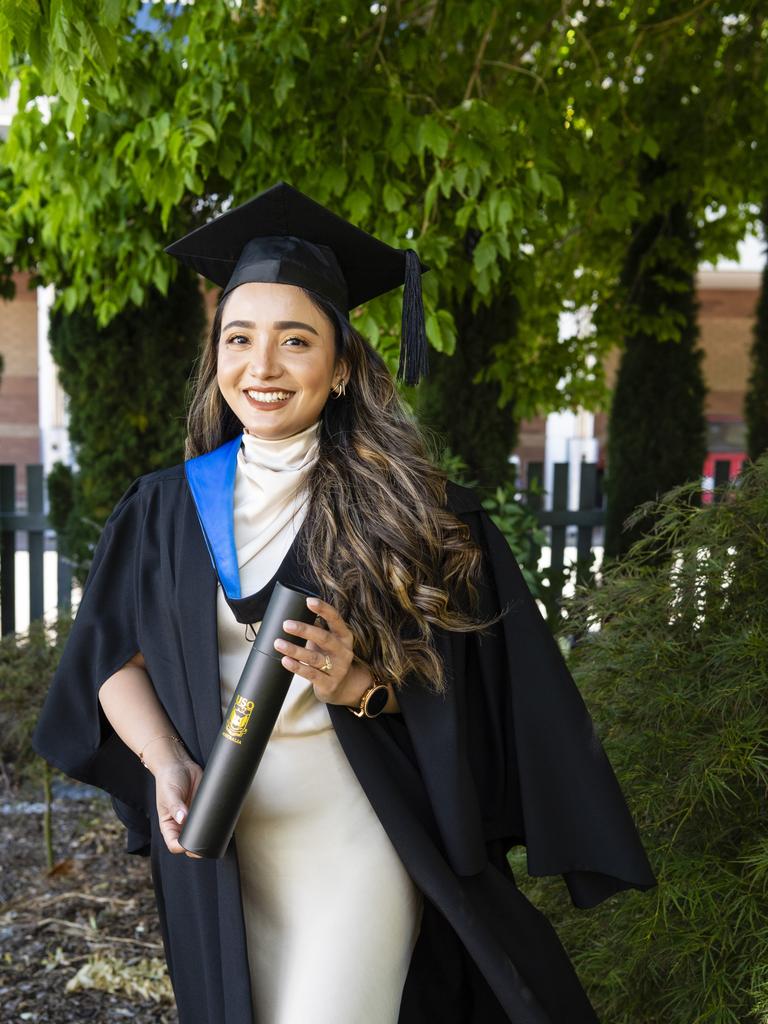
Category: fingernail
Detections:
[
  {"x1": 283, "y1": 620, "x2": 296, "y2": 631},
  {"x1": 307, "y1": 597, "x2": 320, "y2": 607},
  {"x1": 175, "y1": 809, "x2": 185, "y2": 824}
]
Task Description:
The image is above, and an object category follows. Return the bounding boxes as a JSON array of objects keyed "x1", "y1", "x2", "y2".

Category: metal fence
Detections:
[
  {"x1": 522, "y1": 456, "x2": 735, "y2": 601},
  {"x1": 0, "y1": 465, "x2": 72, "y2": 636},
  {"x1": 524, "y1": 459, "x2": 604, "y2": 589},
  {"x1": 0, "y1": 457, "x2": 741, "y2": 637}
]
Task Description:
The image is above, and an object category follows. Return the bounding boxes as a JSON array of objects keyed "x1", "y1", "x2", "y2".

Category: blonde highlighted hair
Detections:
[{"x1": 185, "y1": 288, "x2": 503, "y2": 693}]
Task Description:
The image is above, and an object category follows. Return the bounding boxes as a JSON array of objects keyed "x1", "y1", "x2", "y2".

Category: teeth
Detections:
[{"x1": 246, "y1": 390, "x2": 293, "y2": 403}]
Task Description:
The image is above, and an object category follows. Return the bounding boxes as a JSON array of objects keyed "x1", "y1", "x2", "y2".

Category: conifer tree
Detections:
[
  {"x1": 47, "y1": 267, "x2": 206, "y2": 572},
  {"x1": 604, "y1": 195, "x2": 707, "y2": 560},
  {"x1": 745, "y1": 212, "x2": 768, "y2": 461},
  {"x1": 414, "y1": 286, "x2": 520, "y2": 491}
]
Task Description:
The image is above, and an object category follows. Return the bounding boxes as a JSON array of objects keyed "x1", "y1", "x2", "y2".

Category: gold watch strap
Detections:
[{"x1": 347, "y1": 678, "x2": 388, "y2": 718}]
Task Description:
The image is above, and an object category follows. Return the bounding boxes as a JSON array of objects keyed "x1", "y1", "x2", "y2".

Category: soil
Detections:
[{"x1": 0, "y1": 781, "x2": 178, "y2": 1023}]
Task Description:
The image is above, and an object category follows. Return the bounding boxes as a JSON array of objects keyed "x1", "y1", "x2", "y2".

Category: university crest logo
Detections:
[{"x1": 223, "y1": 694, "x2": 255, "y2": 745}]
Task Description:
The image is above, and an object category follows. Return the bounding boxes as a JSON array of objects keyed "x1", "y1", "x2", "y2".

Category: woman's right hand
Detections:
[
  {"x1": 98, "y1": 655, "x2": 204, "y2": 858},
  {"x1": 145, "y1": 741, "x2": 204, "y2": 857}
]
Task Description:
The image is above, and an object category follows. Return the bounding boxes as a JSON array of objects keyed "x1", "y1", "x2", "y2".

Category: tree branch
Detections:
[
  {"x1": 463, "y1": 6, "x2": 498, "y2": 103},
  {"x1": 640, "y1": 0, "x2": 717, "y2": 32},
  {"x1": 483, "y1": 59, "x2": 549, "y2": 96}
]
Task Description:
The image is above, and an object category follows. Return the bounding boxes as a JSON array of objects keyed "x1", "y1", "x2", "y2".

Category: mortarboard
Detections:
[{"x1": 164, "y1": 181, "x2": 430, "y2": 386}]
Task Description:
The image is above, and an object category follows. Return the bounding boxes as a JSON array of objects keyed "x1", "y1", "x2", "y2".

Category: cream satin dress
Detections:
[{"x1": 216, "y1": 420, "x2": 423, "y2": 1024}]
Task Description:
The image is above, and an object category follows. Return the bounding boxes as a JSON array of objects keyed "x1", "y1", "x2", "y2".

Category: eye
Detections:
[
  {"x1": 283, "y1": 335, "x2": 309, "y2": 347},
  {"x1": 224, "y1": 334, "x2": 250, "y2": 346}
]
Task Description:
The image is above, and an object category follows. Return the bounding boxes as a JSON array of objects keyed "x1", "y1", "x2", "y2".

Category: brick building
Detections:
[
  {"x1": 0, "y1": 272, "x2": 40, "y2": 475},
  {"x1": 0, "y1": 279, "x2": 69, "y2": 506}
]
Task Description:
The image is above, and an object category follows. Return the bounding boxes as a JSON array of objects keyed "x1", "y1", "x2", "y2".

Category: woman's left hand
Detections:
[{"x1": 272, "y1": 596, "x2": 375, "y2": 707}]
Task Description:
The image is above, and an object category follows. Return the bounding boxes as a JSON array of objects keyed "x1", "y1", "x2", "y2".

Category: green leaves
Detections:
[
  {"x1": 1, "y1": 0, "x2": 130, "y2": 137},
  {"x1": 382, "y1": 181, "x2": 406, "y2": 213},
  {"x1": 424, "y1": 308, "x2": 457, "y2": 355},
  {"x1": 1, "y1": 0, "x2": 765, "y2": 423},
  {"x1": 274, "y1": 67, "x2": 296, "y2": 107},
  {"x1": 345, "y1": 188, "x2": 371, "y2": 222},
  {"x1": 472, "y1": 233, "x2": 497, "y2": 273},
  {"x1": 416, "y1": 117, "x2": 450, "y2": 160},
  {"x1": 319, "y1": 165, "x2": 348, "y2": 197}
]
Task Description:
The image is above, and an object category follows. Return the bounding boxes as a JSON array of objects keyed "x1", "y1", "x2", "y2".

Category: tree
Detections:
[
  {"x1": 603, "y1": 193, "x2": 707, "y2": 559},
  {"x1": 413, "y1": 231, "x2": 522, "y2": 489},
  {"x1": 745, "y1": 212, "x2": 768, "y2": 462},
  {"x1": 47, "y1": 266, "x2": 205, "y2": 569},
  {"x1": 1, "y1": 1, "x2": 766, "y2": 484},
  {"x1": 562, "y1": 8, "x2": 764, "y2": 557}
]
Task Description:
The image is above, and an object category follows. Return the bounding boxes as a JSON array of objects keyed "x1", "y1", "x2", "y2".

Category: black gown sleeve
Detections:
[
  {"x1": 32, "y1": 479, "x2": 153, "y2": 829},
  {"x1": 465, "y1": 503, "x2": 658, "y2": 908}
]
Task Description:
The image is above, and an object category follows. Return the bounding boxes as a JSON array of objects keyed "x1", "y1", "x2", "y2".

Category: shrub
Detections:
[
  {"x1": 0, "y1": 617, "x2": 72, "y2": 786},
  {"x1": 513, "y1": 453, "x2": 768, "y2": 1023}
]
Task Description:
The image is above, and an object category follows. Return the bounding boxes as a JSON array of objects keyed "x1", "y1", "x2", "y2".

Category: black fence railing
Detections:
[
  {"x1": 0, "y1": 465, "x2": 72, "y2": 636},
  {"x1": 0, "y1": 457, "x2": 741, "y2": 637},
  {"x1": 524, "y1": 460, "x2": 604, "y2": 590}
]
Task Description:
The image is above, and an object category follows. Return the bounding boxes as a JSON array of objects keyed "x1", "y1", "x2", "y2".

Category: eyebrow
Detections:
[{"x1": 221, "y1": 319, "x2": 320, "y2": 336}]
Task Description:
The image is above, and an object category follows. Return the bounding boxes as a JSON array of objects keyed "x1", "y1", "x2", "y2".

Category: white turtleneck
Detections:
[
  {"x1": 214, "y1": 415, "x2": 423, "y2": 1024},
  {"x1": 216, "y1": 416, "x2": 328, "y2": 734},
  {"x1": 233, "y1": 418, "x2": 321, "y2": 582}
]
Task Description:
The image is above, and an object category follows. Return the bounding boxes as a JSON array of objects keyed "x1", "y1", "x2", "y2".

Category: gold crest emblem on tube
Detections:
[{"x1": 224, "y1": 695, "x2": 255, "y2": 745}]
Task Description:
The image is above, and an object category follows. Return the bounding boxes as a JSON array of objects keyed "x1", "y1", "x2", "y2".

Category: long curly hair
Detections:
[{"x1": 185, "y1": 287, "x2": 505, "y2": 693}]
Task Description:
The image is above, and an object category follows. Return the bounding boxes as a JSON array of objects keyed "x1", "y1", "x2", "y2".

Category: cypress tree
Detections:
[
  {"x1": 414, "y1": 287, "x2": 520, "y2": 491},
  {"x1": 48, "y1": 267, "x2": 205, "y2": 571},
  {"x1": 414, "y1": 225, "x2": 520, "y2": 491},
  {"x1": 604, "y1": 200, "x2": 707, "y2": 560},
  {"x1": 744, "y1": 210, "x2": 768, "y2": 462}
]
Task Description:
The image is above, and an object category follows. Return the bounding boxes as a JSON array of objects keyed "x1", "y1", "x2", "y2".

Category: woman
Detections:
[{"x1": 33, "y1": 182, "x2": 657, "y2": 1024}]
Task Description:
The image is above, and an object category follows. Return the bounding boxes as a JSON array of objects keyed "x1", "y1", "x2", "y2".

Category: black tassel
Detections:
[{"x1": 397, "y1": 248, "x2": 430, "y2": 386}]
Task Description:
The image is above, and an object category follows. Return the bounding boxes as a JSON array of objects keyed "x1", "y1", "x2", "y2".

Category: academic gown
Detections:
[{"x1": 32, "y1": 438, "x2": 658, "y2": 1024}]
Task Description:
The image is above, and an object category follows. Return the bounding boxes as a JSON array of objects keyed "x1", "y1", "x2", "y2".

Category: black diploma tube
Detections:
[{"x1": 179, "y1": 581, "x2": 319, "y2": 859}]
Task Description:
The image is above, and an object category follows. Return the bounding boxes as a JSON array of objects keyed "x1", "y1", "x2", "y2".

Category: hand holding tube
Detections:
[
  {"x1": 155, "y1": 758, "x2": 204, "y2": 857},
  {"x1": 179, "y1": 582, "x2": 320, "y2": 859}
]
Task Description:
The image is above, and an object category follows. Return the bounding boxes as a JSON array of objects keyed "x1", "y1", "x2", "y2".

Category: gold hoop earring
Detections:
[{"x1": 330, "y1": 378, "x2": 347, "y2": 399}]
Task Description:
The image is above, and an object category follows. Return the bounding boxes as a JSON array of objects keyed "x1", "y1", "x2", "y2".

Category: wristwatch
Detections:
[{"x1": 348, "y1": 679, "x2": 390, "y2": 718}]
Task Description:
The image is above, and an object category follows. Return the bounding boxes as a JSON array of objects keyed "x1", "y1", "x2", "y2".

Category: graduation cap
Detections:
[{"x1": 164, "y1": 181, "x2": 430, "y2": 386}]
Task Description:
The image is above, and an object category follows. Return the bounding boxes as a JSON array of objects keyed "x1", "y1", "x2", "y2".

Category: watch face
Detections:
[{"x1": 364, "y1": 685, "x2": 390, "y2": 717}]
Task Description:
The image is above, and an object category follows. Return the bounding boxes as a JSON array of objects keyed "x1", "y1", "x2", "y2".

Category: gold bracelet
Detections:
[{"x1": 138, "y1": 734, "x2": 182, "y2": 769}]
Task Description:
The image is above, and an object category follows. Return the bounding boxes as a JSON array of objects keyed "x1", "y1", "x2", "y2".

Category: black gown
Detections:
[{"x1": 32, "y1": 457, "x2": 657, "y2": 1024}]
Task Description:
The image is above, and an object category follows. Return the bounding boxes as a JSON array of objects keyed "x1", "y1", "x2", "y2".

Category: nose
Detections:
[{"x1": 245, "y1": 339, "x2": 283, "y2": 380}]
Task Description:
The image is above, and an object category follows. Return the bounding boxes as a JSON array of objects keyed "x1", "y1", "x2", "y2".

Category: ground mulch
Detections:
[{"x1": 0, "y1": 780, "x2": 178, "y2": 1023}]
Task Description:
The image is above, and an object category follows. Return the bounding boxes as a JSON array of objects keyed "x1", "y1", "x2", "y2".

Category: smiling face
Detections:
[{"x1": 216, "y1": 282, "x2": 348, "y2": 440}]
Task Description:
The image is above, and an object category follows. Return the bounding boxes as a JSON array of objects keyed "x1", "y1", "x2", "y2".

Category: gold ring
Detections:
[{"x1": 320, "y1": 654, "x2": 333, "y2": 675}]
